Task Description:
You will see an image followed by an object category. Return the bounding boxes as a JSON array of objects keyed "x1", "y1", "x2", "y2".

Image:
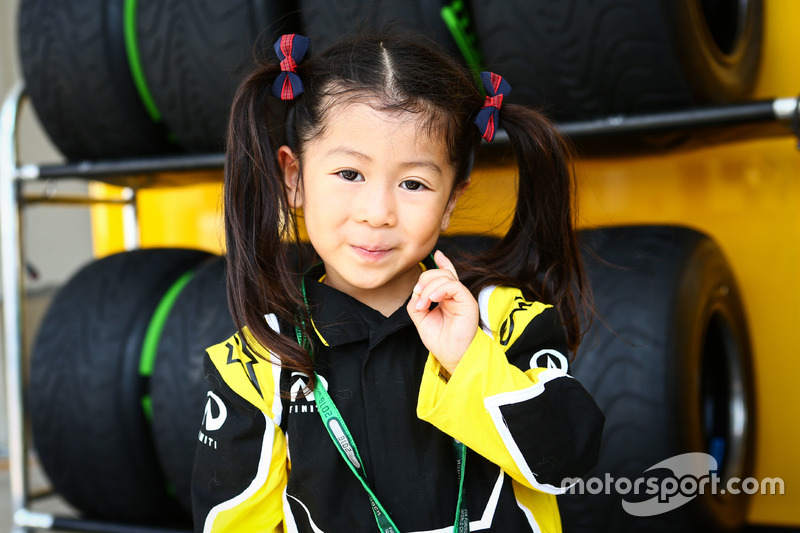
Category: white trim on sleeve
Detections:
[
  {"x1": 483, "y1": 369, "x2": 578, "y2": 494},
  {"x1": 477, "y1": 285, "x2": 497, "y2": 338}
]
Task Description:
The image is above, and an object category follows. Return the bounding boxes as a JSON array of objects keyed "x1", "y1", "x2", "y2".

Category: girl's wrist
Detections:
[{"x1": 439, "y1": 359, "x2": 459, "y2": 378}]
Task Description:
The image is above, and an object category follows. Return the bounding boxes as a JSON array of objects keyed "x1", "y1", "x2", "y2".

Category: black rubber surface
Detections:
[
  {"x1": 17, "y1": 0, "x2": 171, "y2": 160},
  {"x1": 151, "y1": 256, "x2": 237, "y2": 513},
  {"x1": 29, "y1": 248, "x2": 212, "y2": 523},
  {"x1": 136, "y1": 0, "x2": 297, "y2": 152},
  {"x1": 471, "y1": 0, "x2": 763, "y2": 120},
  {"x1": 299, "y1": 0, "x2": 460, "y2": 57},
  {"x1": 559, "y1": 226, "x2": 755, "y2": 532}
]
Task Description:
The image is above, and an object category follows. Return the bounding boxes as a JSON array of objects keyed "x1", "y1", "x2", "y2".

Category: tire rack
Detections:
[
  {"x1": 2, "y1": 80, "x2": 798, "y2": 533},
  {"x1": 0, "y1": 82, "x2": 220, "y2": 533}
]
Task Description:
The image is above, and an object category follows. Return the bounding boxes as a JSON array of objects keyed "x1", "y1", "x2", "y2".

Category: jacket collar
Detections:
[{"x1": 301, "y1": 254, "x2": 436, "y2": 349}]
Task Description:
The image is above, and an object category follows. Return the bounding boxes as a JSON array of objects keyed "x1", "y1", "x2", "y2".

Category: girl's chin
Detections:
[{"x1": 330, "y1": 272, "x2": 414, "y2": 294}]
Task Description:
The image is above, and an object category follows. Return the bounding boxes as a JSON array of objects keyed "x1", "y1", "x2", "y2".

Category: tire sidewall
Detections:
[
  {"x1": 674, "y1": 237, "x2": 755, "y2": 529},
  {"x1": 560, "y1": 226, "x2": 755, "y2": 532},
  {"x1": 669, "y1": 0, "x2": 763, "y2": 101}
]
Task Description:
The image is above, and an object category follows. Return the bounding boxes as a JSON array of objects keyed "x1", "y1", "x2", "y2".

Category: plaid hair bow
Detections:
[
  {"x1": 474, "y1": 72, "x2": 511, "y2": 142},
  {"x1": 271, "y1": 34, "x2": 310, "y2": 101}
]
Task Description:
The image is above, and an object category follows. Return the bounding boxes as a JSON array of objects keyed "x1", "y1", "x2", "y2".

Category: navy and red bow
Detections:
[
  {"x1": 271, "y1": 34, "x2": 310, "y2": 101},
  {"x1": 474, "y1": 72, "x2": 511, "y2": 142}
]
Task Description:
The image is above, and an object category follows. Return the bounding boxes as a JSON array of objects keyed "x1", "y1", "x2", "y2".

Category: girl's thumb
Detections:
[{"x1": 433, "y1": 250, "x2": 458, "y2": 279}]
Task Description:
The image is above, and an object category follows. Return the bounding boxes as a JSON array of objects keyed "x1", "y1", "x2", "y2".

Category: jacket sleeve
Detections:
[
  {"x1": 192, "y1": 330, "x2": 288, "y2": 533},
  {"x1": 417, "y1": 285, "x2": 604, "y2": 494}
]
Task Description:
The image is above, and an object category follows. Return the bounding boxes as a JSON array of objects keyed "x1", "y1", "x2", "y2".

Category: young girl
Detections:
[{"x1": 192, "y1": 32, "x2": 604, "y2": 533}]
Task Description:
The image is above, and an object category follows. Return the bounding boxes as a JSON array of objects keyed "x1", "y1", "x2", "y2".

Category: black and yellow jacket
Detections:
[{"x1": 192, "y1": 263, "x2": 604, "y2": 532}]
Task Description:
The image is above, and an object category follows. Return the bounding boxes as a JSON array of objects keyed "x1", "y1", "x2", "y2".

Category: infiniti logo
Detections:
[{"x1": 198, "y1": 391, "x2": 227, "y2": 450}]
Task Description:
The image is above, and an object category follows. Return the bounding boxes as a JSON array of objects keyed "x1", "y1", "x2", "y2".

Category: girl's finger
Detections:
[
  {"x1": 413, "y1": 276, "x2": 454, "y2": 310},
  {"x1": 407, "y1": 291, "x2": 431, "y2": 322},
  {"x1": 412, "y1": 267, "x2": 456, "y2": 296},
  {"x1": 433, "y1": 250, "x2": 459, "y2": 279},
  {"x1": 431, "y1": 279, "x2": 473, "y2": 306}
]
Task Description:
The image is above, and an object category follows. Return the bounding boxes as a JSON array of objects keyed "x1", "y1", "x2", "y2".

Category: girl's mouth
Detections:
[{"x1": 351, "y1": 245, "x2": 392, "y2": 261}]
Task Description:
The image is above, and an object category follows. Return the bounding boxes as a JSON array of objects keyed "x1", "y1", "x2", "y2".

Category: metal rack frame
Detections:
[
  {"x1": 1, "y1": 82, "x2": 220, "y2": 533},
  {"x1": 1, "y1": 80, "x2": 797, "y2": 532}
]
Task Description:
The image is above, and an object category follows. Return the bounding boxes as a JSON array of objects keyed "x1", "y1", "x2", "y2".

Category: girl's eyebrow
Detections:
[
  {"x1": 326, "y1": 147, "x2": 371, "y2": 161},
  {"x1": 398, "y1": 160, "x2": 443, "y2": 175},
  {"x1": 326, "y1": 147, "x2": 443, "y2": 175}
]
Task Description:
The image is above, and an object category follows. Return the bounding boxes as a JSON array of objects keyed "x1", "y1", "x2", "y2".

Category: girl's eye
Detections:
[
  {"x1": 401, "y1": 180, "x2": 427, "y2": 191},
  {"x1": 338, "y1": 170, "x2": 363, "y2": 182}
]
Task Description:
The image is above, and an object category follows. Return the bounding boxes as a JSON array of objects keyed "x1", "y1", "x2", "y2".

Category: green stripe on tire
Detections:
[
  {"x1": 140, "y1": 269, "x2": 196, "y2": 422},
  {"x1": 123, "y1": 0, "x2": 163, "y2": 122},
  {"x1": 441, "y1": 0, "x2": 484, "y2": 83}
]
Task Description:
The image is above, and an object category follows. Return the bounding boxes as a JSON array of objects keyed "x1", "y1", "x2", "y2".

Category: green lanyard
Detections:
[{"x1": 294, "y1": 277, "x2": 470, "y2": 533}]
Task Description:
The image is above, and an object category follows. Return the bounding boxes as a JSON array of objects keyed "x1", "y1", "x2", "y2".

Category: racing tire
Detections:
[
  {"x1": 17, "y1": 0, "x2": 172, "y2": 160},
  {"x1": 558, "y1": 226, "x2": 755, "y2": 532},
  {"x1": 298, "y1": 0, "x2": 461, "y2": 58},
  {"x1": 150, "y1": 256, "x2": 237, "y2": 513},
  {"x1": 471, "y1": 0, "x2": 763, "y2": 120},
  {"x1": 29, "y1": 248, "x2": 212, "y2": 523},
  {"x1": 135, "y1": 0, "x2": 297, "y2": 153}
]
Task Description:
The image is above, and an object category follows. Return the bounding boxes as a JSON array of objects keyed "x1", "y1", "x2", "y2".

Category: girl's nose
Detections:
[{"x1": 354, "y1": 182, "x2": 397, "y2": 227}]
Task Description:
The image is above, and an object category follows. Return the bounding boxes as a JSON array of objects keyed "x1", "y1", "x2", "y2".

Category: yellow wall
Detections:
[
  {"x1": 91, "y1": 0, "x2": 800, "y2": 524},
  {"x1": 90, "y1": 182, "x2": 225, "y2": 256}
]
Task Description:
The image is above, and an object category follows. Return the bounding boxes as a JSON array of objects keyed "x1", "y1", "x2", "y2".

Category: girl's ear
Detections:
[
  {"x1": 440, "y1": 181, "x2": 469, "y2": 232},
  {"x1": 278, "y1": 145, "x2": 302, "y2": 208}
]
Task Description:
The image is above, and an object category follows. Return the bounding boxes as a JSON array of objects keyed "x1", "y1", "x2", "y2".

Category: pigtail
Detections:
[
  {"x1": 462, "y1": 104, "x2": 588, "y2": 353},
  {"x1": 224, "y1": 61, "x2": 314, "y2": 378}
]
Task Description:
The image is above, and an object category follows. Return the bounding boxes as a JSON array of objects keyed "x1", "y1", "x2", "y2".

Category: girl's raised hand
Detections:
[{"x1": 407, "y1": 250, "x2": 479, "y2": 376}]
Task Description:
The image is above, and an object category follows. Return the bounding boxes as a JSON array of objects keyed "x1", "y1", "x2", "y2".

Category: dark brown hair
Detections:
[{"x1": 224, "y1": 32, "x2": 588, "y2": 380}]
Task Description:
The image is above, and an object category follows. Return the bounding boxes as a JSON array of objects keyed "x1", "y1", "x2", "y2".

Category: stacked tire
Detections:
[
  {"x1": 17, "y1": 0, "x2": 173, "y2": 160},
  {"x1": 29, "y1": 250, "x2": 236, "y2": 525},
  {"x1": 29, "y1": 249, "x2": 214, "y2": 524},
  {"x1": 559, "y1": 227, "x2": 755, "y2": 533},
  {"x1": 471, "y1": 0, "x2": 763, "y2": 120},
  {"x1": 17, "y1": 0, "x2": 300, "y2": 160},
  {"x1": 18, "y1": 0, "x2": 763, "y2": 160}
]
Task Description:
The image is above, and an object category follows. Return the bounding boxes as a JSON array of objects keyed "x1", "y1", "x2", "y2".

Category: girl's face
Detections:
[{"x1": 280, "y1": 101, "x2": 462, "y2": 315}]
